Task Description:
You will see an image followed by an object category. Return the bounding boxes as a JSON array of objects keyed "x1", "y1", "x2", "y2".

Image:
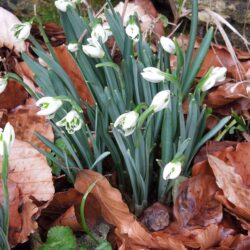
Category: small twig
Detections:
[
  {"x1": 78, "y1": 29, "x2": 88, "y2": 44},
  {"x1": 95, "y1": 2, "x2": 108, "y2": 17},
  {"x1": 168, "y1": 0, "x2": 179, "y2": 25}
]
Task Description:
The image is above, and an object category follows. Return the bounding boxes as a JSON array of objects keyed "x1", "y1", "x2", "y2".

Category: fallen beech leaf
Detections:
[
  {"x1": 174, "y1": 174, "x2": 222, "y2": 227},
  {"x1": 208, "y1": 155, "x2": 250, "y2": 212},
  {"x1": 0, "y1": 139, "x2": 54, "y2": 246},
  {"x1": 54, "y1": 45, "x2": 94, "y2": 105},
  {"x1": 225, "y1": 142, "x2": 250, "y2": 187},
  {"x1": 5, "y1": 139, "x2": 54, "y2": 201},
  {"x1": 0, "y1": 7, "x2": 26, "y2": 54},
  {"x1": 0, "y1": 79, "x2": 28, "y2": 110},
  {"x1": 206, "y1": 82, "x2": 248, "y2": 109},
  {"x1": 74, "y1": 170, "x2": 186, "y2": 250},
  {"x1": 7, "y1": 98, "x2": 54, "y2": 150}
]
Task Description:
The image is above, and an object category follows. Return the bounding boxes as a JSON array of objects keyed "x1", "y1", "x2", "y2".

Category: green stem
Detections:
[{"x1": 215, "y1": 119, "x2": 236, "y2": 142}]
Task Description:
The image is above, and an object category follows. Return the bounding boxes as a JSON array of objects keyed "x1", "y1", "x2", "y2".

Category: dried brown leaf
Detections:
[
  {"x1": 74, "y1": 170, "x2": 186, "y2": 250},
  {"x1": 174, "y1": 174, "x2": 222, "y2": 228}
]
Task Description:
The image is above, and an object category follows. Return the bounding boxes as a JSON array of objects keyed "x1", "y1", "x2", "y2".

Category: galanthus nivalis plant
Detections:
[{"x1": 11, "y1": 0, "x2": 231, "y2": 215}]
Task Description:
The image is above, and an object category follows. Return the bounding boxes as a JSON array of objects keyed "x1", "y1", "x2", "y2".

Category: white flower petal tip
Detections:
[
  {"x1": 150, "y1": 90, "x2": 171, "y2": 112},
  {"x1": 0, "y1": 122, "x2": 15, "y2": 156},
  {"x1": 11, "y1": 22, "x2": 32, "y2": 41},
  {"x1": 160, "y1": 37, "x2": 176, "y2": 54},
  {"x1": 163, "y1": 161, "x2": 182, "y2": 180},
  {"x1": 0, "y1": 77, "x2": 8, "y2": 94},
  {"x1": 114, "y1": 111, "x2": 139, "y2": 136},
  {"x1": 55, "y1": 0, "x2": 75, "y2": 12},
  {"x1": 141, "y1": 67, "x2": 166, "y2": 83},
  {"x1": 36, "y1": 97, "x2": 63, "y2": 116},
  {"x1": 56, "y1": 110, "x2": 83, "y2": 134},
  {"x1": 67, "y1": 43, "x2": 79, "y2": 52}
]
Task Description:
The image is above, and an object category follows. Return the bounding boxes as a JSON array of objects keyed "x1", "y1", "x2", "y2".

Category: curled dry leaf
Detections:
[
  {"x1": 74, "y1": 170, "x2": 186, "y2": 250},
  {"x1": 0, "y1": 139, "x2": 54, "y2": 246},
  {"x1": 0, "y1": 7, "x2": 26, "y2": 54},
  {"x1": 7, "y1": 98, "x2": 54, "y2": 150},
  {"x1": 208, "y1": 155, "x2": 250, "y2": 226},
  {"x1": 174, "y1": 174, "x2": 222, "y2": 228}
]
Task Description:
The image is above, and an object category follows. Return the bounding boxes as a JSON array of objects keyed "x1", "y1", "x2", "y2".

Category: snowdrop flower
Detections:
[
  {"x1": 0, "y1": 122, "x2": 15, "y2": 156},
  {"x1": 82, "y1": 38, "x2": 105, "y2": 59},
  {"x1": 55, "y1": 0, "x2": 75, "y2": 12},
  {"x1": 67, "y1": 43, "x2": 79, "y2": 52},
  {"x1": 201, "y1": 67, "x2": 227, "y2": 91},
  {"x1": 38, "y1": 57, "x2": 48, "y2": 68},
  {"x1": 160, "y1": 36, "x2": 176, "y2": 54},
  {"x1": 91, "y1": 23, "x2": 108, "y2": 43},
  {"x1": 125, "y1": 16, "x2": 140, "y2": 42},
  {"x1": 103, "y1": 23, "x2": 112, "y2": 37},
  {"x1": 114, "y1": 111, "x2": 139, "y2": 136},
  {"x1": 163, "y1": 161, "x2": 182, "y2": 180},
  {"x1": 150, "y1": 90, "x2": 171, "y2": 113},
  {"x1": 56, "y1": 110, "x2": 83, "y2": 134},
  {"x1": 36, "y1": 97, "x2": 63, "y2": 116},
  {"x1": 0, "y1": 76, "x2": 8, "y2": 94},
  {"x1": 141, "y1": 67, "x2": 165, "y2": 83},
  {"x1": 11, "y1": 22, "x2": 32, "y2": 41}
]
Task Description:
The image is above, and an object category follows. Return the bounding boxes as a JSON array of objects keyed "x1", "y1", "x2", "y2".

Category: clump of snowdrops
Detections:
[{"x1": 5, "y1": 0, "x2": 230, "y2": 215}]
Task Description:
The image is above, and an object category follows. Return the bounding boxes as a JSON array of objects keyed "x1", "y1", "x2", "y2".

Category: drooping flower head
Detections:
[
  {"x1": 11, "y1": 22, "x2": 32, "y2": 41},
  {"x1": 56, "y1": 110, "x2": 83, "y2": 134},
  {"x1": 55, "y1": 0, "x2": 75, "y2": 12},
  {"x1": 36, "y1": 97, "x2": 63, "y2": 116},
  {"x1": 163, "y1": 161, "x2": 182, "y2": 180},
  {"x1": 150, "y1": 90, "x2": 171, "y2": 113},
  {"x1": 0, "y1": 122, "x2": 15, "y2": 156},
  {"x1": 91, "y1": 21, "x2": 109, "y2": 43},
  {"x1": 160, "y1": 36, "x2": 176, "y2": 54},
  {"x1": 82, "y1": 38, "x2": 105, "y2": 58},
  {"x1": 201, "y1": 67, "x2": 227, "y2": 92},
  {"x1": 141, "y1": 67, "x2": 166, "y2": 83},
  {"x1": 125, "y1": 16, "x2": 140, "y2": 42},
  {"x1": 114, "y1": 111, "x2": 139, "y2": 136}
]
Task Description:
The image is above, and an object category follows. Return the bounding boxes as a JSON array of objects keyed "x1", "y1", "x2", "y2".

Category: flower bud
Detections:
[
  {"x1": 56, "y1": 110, "x2": 83, "y2": 134},
  {"x1": 125, "y1": 16, "x2": 140, "y2": 42},
  {"x1": 150, "y1": 90, "x2": 171, "y2": 112},
  {"x1": 11, "y1": 22, "x2": 32, "y2": 41},
  {"x1": 201, "y1": 67, "x2": 227, "y2": 91},
  {"x1": 67, "y1": 43, "x2": 79, "y2": 52},
  {"x1": 114, "y1": 111, "x2": 139, "y2": 136},
  {"x1": 0, "y1": 76, "x2": 8, "y2": 94},
  {"x1": 141, "y1": 67, "x2": 165, "y2": 83},
  {"x1": 91, "y1": 23, "x2": 108, "y2": 43},
  {"x1": 82, "y1": 38, "x2": 105, "y2": 58},
  {"x1": 0, "y1": 122, "x2": 15, "y2": 156},
  {"x1": 160, "y1": 36, "x2": 175, "y2": 54},
  {"x1": 163, "y1": 161, "x2": 182, "y2": 180},
  {"x1": 36, "y1": 97, "x2": 63, "y2": 116},
  {"x1": 55, "y1": 0, "x2": 75, "y2": 12}
]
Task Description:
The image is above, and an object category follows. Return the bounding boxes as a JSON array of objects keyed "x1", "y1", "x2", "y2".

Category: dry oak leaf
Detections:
[
  {"x1": 74, "y1": 170, "x2": 186, "y2": 250},
  {"x1": 0, "y1": 7, "x2": 26, "y2": 53},
  {"x1": 7, "y1": 98, "x2": 54, "y2": 150}
]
